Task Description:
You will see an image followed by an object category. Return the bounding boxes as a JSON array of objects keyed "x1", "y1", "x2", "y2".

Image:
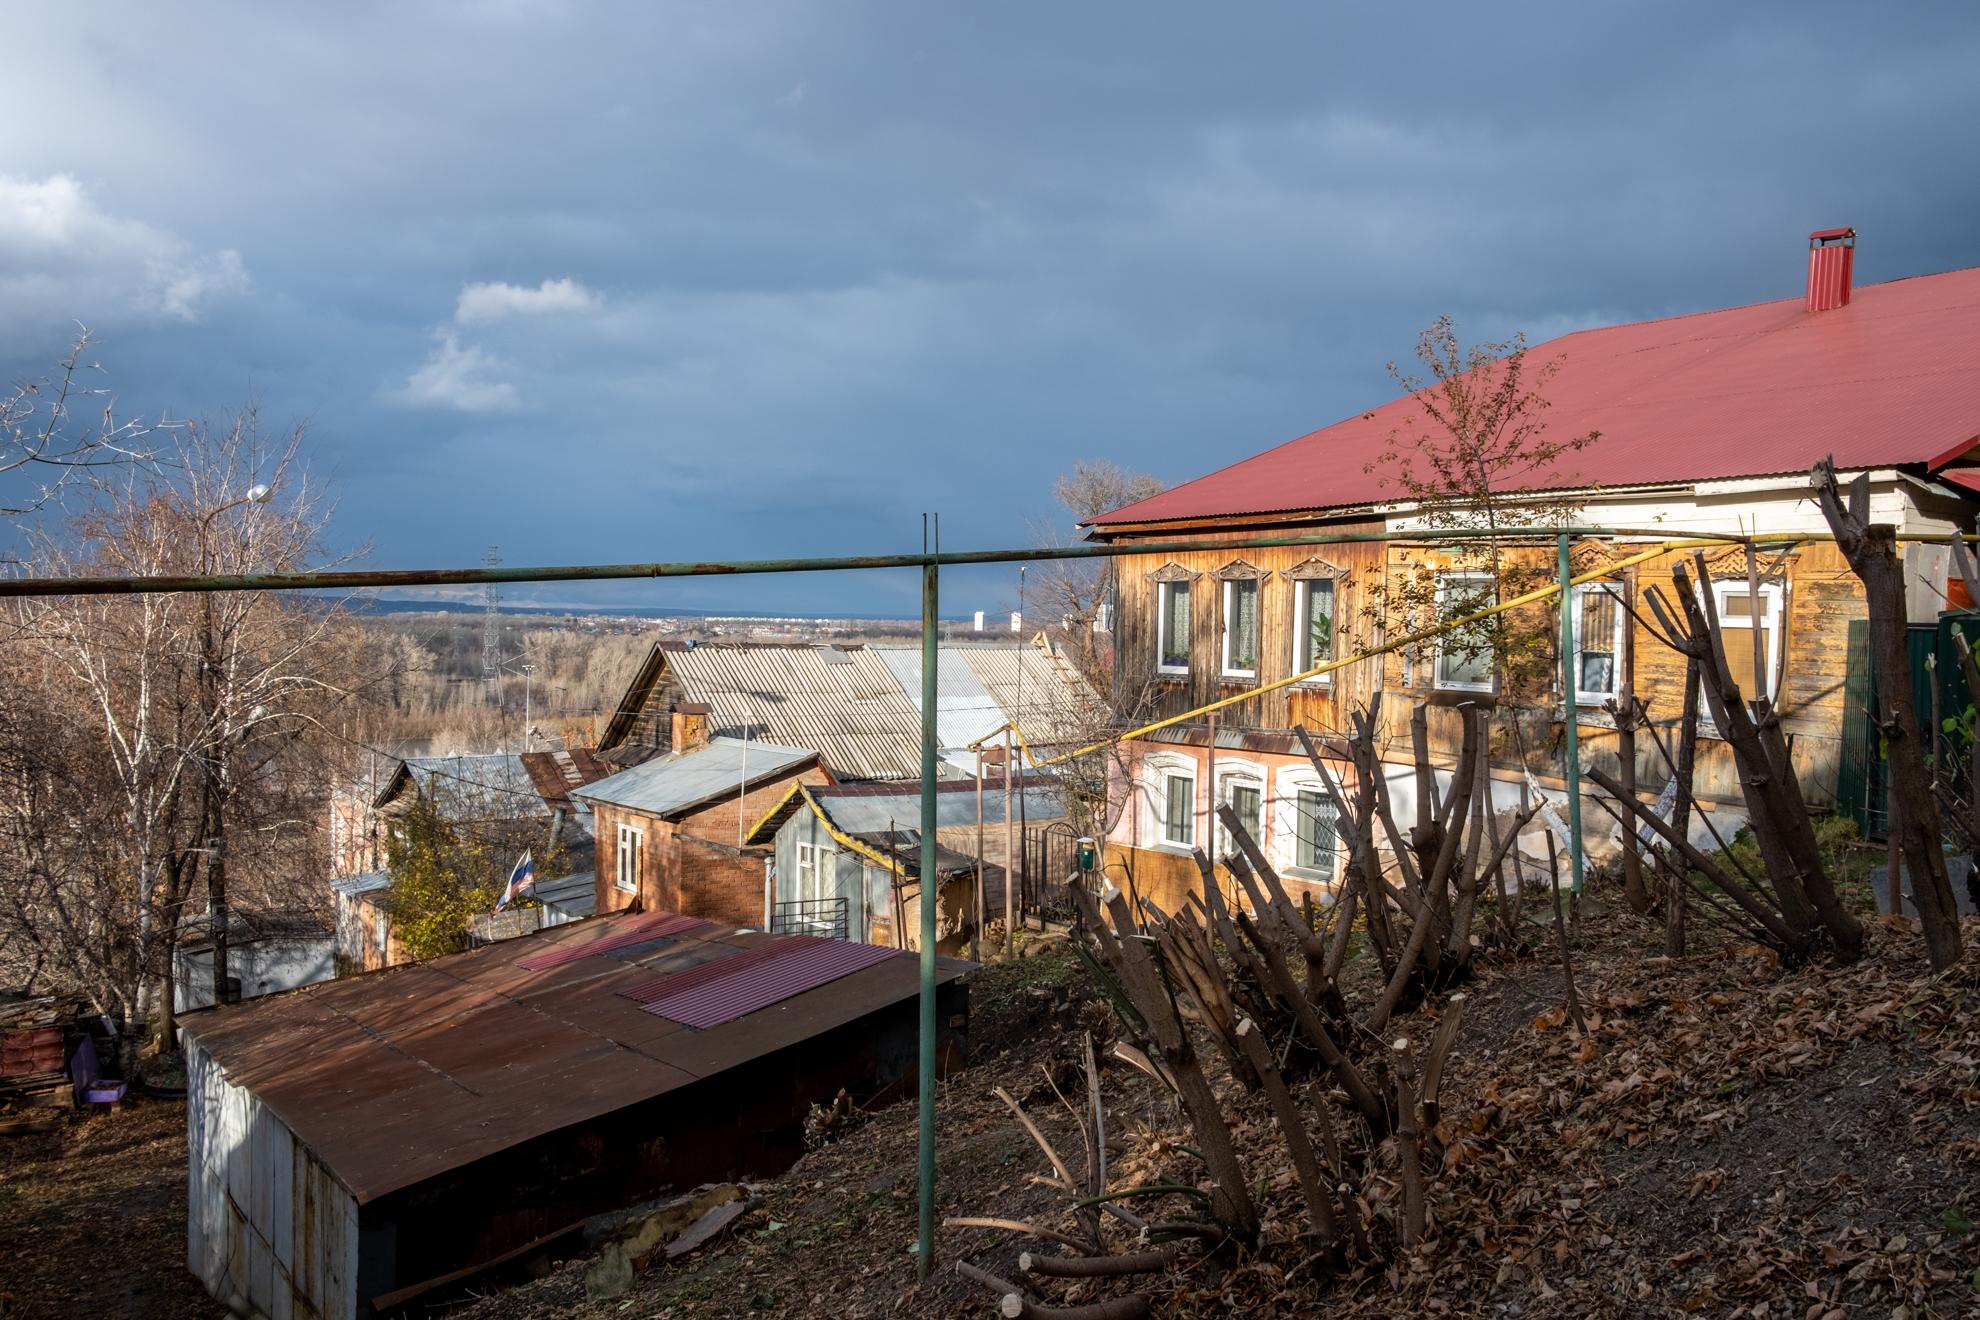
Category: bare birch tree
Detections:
[{"x1": 3, "y1": 412, "x2": 359, "y2": 1052}]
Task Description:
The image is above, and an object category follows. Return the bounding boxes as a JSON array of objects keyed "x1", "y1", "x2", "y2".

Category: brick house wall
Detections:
[{"x1": 592, "y1": 764, "x2": 832, "y2": 925}]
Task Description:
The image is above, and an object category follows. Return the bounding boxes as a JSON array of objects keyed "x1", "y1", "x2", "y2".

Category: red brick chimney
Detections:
[
  {"x1": 1807, "y1": 227, "x2": 1856, "y2": 312},
  {"x1": 671, "y1": 702, "x2": 711, "y2": 753}
]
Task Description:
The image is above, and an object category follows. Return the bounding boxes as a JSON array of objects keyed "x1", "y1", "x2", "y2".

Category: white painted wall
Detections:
[
  {"x1": 174, "y1": 936, "x2": 337, "y2": 1013},
  {"x1": 186, "y1": 1036, "x2": 360, "y2": 1319}
]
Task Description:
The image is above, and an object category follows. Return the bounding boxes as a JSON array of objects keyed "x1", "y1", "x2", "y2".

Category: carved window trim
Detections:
[{"x1": 1210, "y1": 559, "x2": 1269, "y2": 583}]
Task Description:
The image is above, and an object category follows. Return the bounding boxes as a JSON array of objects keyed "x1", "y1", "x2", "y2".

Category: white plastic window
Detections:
[
  {"x1": 1292, "y1": 578, "x2": 1335, "y2": 679},
  {"x1": 1221, "y1": 579, "x2": 1260, "y2": 678},
  {"x1": 1435, "y1": 573, "x2": 1496, "y2": 692},
  {"x1": 1157, "y1": 581, "x2": 1190, "y2": 675},
  {"x1": 615, "y1": 822, "x2": 642, "y2": 893},
  {"x1": 1571, "y1": 582, "x2": 1627, "y2": 705},
  {"x1": 1712, "y1": 581, "x2": 1784, "y2": 700}
]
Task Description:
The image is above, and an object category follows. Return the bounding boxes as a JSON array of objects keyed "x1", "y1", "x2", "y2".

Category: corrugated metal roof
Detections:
[
  {"x1": 604, "y1": 643, "x2": 1100, "y2": 781},
  {"x1": 577, "y1": 735, "x2": 816, "y2": 818},
  {"x1": 872, "y1": 646, "x2": 1007, "y2": 749},
  {"x1": 641, "y1": 938, "x2": 904, "y2": 1030},
  {"x1": 618, "y1": 941, "x2": 775, "y2": 1005},
  {"x1": 669, "y1": 646, "x2": 928, "y2": 780},
  {"x1": 815, "y1": 782, "x2": 1067, "y2": 836},
  {"x1": 177, "y1": 911, "x2": 969, "y2": 1204},
  {"x1": 946, "y1": 644, "x2": 1107, "y2": 745},
  {"x1": 1090, "y1": 264, "x2": 1980, "y2": 528}
]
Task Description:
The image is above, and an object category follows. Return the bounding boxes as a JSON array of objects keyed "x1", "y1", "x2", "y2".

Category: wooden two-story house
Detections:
[{"x1": 1085, "y1": 231, "x2": 1980, "y2": 913}]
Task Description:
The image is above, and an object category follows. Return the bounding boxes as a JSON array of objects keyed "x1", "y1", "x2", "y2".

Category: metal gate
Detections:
[{"x1": 1022, "y1": 822, "x2": 1082, "y2": 924}]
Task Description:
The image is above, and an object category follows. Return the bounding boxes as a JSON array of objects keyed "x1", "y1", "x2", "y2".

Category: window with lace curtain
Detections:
[
  {"x1": 1222, "y1": 578, "x2": 1259, "y2": 678},
  {"x1": 1157, "y1": 580, "x2": 1190, "y2": 675}
]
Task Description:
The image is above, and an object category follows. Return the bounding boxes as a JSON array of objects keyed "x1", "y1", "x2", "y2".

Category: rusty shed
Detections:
[{"x1": 181, "y1": 910, "x2": 969, "y2": 1318}]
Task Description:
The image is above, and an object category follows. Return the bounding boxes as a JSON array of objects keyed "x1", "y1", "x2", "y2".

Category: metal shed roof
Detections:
[
  {"x1": 1091, "y1": 263, "x2": 1980, "y2": 529},
  {"x1": 177, "y1": 911, "x2": 967, "y2": 1205},
  {"x1": 575, "y1": 736, "x2": 817, "y2": 818}
]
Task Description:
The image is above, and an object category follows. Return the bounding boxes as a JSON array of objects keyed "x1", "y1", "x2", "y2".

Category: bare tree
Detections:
[
  {"x1": 0, "y1": 330, "x2": 152, "y2": 534},
  {"x1": 1362, "y1": 317, "x2": 1599, "y2": 696},
  {"x1": 1030, "y1": 460, "x2": 1165, "y2": 696},
  {"x1": 3, "y1": 412, "x2": 359, "y2": 1052}
]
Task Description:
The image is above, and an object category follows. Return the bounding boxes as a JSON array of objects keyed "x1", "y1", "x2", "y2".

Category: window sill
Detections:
[
  {"x1": 1219, "y1": 672, "x2": 1258, "y2": 685},
  {"x1": 1155, "y1": 666, "x2": 1189, "y2": 679},
  {"x1": 1282, "y1": 867, "x2": 1341, "y2": 890}
]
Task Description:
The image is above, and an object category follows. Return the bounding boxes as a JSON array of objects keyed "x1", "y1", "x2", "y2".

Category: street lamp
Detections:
[{"x1": 199, "y1": 480, "x2": 274, "y2": 1007}]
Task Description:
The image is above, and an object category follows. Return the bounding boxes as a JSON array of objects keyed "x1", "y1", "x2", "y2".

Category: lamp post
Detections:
[{"x1": 201, "y1": 483, "x2": 272, "y2": 1009}]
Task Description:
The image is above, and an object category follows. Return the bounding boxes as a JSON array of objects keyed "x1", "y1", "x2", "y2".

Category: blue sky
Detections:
[{"x1": 3, "y1": 1, "x2": 1977, "y2": 616}]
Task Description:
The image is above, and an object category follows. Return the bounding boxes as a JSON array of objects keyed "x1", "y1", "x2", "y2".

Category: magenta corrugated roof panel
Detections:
[
  {"x1": 615, "y1": 941, "x2": 778, "y2": 1005},
  {"x1": 516, "y1": 911, "x2": 709, "y2": 971},
  {"x1": 1088, "y1": 265, "x2": 1980, "y2": 528},
  {"x1": 642, "y1": 938, "x2": 907, "y2": 1029}
]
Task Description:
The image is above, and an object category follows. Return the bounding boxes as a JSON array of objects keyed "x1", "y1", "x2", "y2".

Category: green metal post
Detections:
[
  {"x1": 915, "y1": 523, "x2": 939, "y2": 1280},
  {"x1": 1558, "y1": 532, "x2": 1586, "y2": 893}
]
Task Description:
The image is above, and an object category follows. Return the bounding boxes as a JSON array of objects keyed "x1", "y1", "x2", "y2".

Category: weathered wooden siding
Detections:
[
  {"x1": 1110, "y1": 522, "x2": 1388, "y2": 734},
  {"x1": 1372, "y1": 541, "x2": 1868, "y2": 807},
  {"x1": 187, "y1": 1036, "x2": 361, "y2": 1320}
]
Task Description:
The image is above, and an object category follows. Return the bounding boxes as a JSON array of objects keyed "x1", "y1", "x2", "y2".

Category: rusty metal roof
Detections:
[
  {"x1": 177, "y1": 911, "x2": 968, "y2": 1205},
  {"x1": 640, "y1": 938, "x2": 904, "y2": 1030},
  {"x1": 518, "y1": 748, "x2": 609, "y2": 812},
  {"x1": 515, "y1": 911, "x2": 709, "y2": 970}
]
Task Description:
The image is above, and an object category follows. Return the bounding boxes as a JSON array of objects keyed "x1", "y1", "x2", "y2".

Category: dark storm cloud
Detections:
[{"x1": 2, "y1": 1, "x2": 1976, "y2": 612}]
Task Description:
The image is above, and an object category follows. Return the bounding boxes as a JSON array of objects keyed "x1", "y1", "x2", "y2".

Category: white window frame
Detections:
[
  {"x1": 615, "y1": 821, "x2": 643, "y2": 893},
  {"x1": 1215, "y1": 766, "x2": 1266, "y2": 861},
  {"x1": 1291, "y1": 577, "x2": 1336, "y2": 683},
  {"x1": 1146, "y1": 754, "x2": 1197, "y2": 851},
  {"x1": 1570, "y1": 581, "x2": 1628, "y2": 707},
  {"x1": 1710, "y1": 580, "x2": 1785, "y2": 701},
  {"x1": 795, "y1": 841, "x2": 817, "y2": 898},
  {"x1": 1434, "y1": 572, "x2": 1497, "y2": 693},
  {"x1": 1156, "y1": 580, "x2": 1190, "y2": 676},
  {"x1": 1221, "y1": 578, "x2": 1260, "y2": 679},
  {"x1": 1273, "y1": 769, "x2": 1340, "y2": 883}
]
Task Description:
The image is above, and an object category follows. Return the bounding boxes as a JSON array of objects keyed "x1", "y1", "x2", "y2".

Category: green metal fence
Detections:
[{"x1": 1839, "y1": 610, "x2": 1980, "y2": 839}]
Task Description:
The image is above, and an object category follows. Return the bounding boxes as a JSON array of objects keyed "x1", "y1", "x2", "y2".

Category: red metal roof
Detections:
[
  {"x1": 616, "y1": 940, "x2": 780, "y2": 1005},
  {"x1": 641, "y1": 937, "x2": 905, "y2": 1030},
  {"x1": 1089, "y1": 264, "x2": 1980, "y2": 528}
]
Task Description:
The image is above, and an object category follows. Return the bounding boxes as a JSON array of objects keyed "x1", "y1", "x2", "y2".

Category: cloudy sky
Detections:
[{"x1": 4, "y1": 1, "x2": 1977, "y2": 615}]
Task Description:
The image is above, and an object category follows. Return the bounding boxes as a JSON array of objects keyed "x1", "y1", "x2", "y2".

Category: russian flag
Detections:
[{"x1": 494, "y1": 851, "x2": 536, "y2": 913}]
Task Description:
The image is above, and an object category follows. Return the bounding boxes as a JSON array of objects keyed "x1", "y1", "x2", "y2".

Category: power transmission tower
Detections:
[{"x1": 482, "y1": 545, "x2": 501, "y2": 700}]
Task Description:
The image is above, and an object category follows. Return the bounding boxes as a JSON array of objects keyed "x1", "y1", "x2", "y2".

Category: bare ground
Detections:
[{"x1": 0, "y1": 1099, "x2": 222, "y2": 1320}]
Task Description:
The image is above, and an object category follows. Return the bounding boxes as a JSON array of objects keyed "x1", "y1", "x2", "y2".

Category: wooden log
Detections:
[
  {"x1": 945, "y1": 1218, "x2": 1097, "y2": 1253},
  {"x1": 1020, "y1": 1248, "x2": 1176, "y2": 1278},
  {"x1": 1389, "y1": 1039, "x2": 1426, "y2": 1248},
  {"x1": 1232, "y1": 1015, "x2": 1337, "y2": 1244}
]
